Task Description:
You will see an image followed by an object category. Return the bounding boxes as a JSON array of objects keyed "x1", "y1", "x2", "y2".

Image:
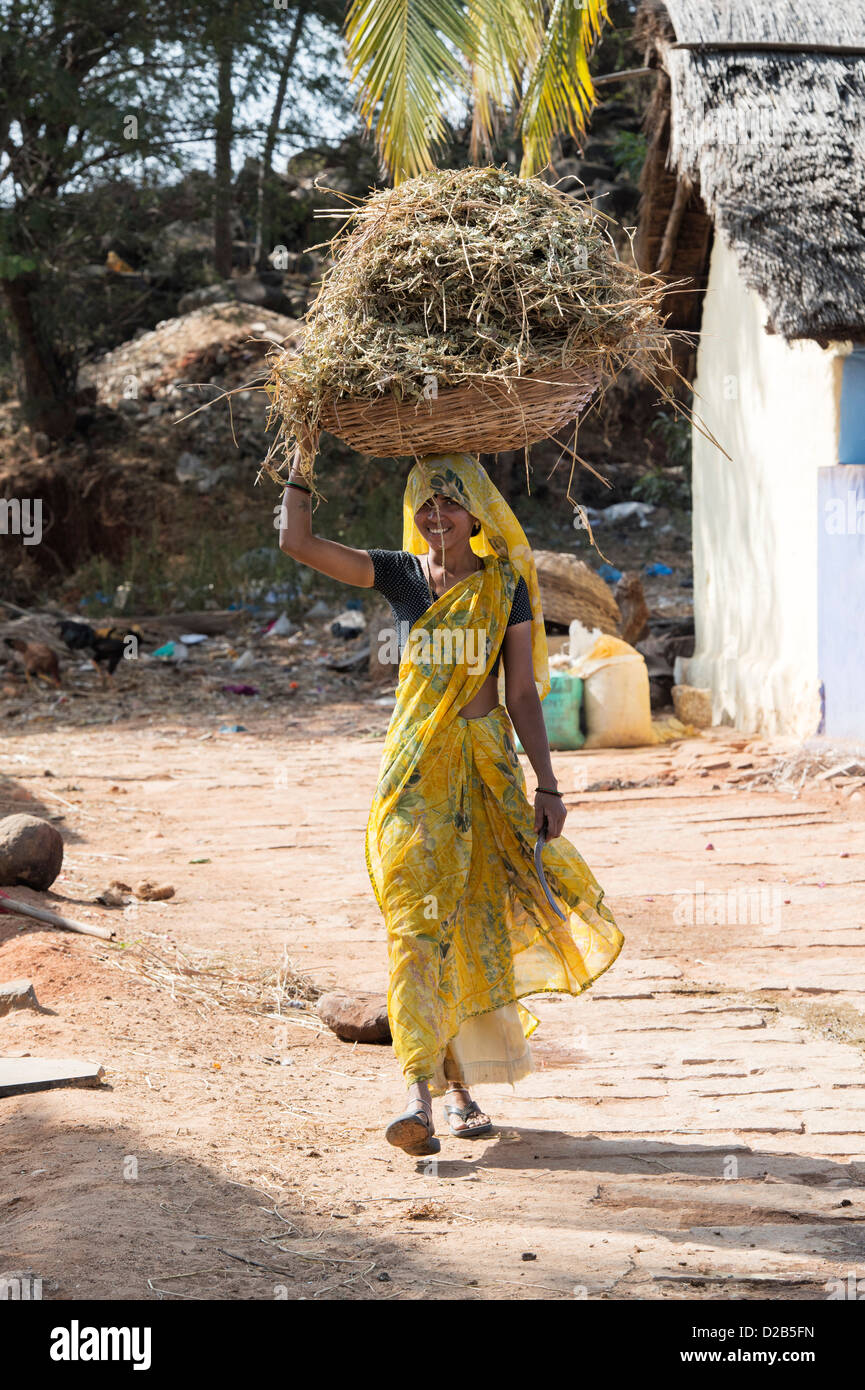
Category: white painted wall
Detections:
[{"x1": 685, "y1": 233, "x2": 843, "y2": 737}]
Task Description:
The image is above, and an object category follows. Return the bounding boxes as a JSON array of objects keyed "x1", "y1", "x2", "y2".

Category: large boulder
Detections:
[
  {"x1": 176, "y1": 284, "x2": 234, "y2": 315},
  {"x1": 0, "y1": 814, "x2": 64, "y2": 891},
  {"x1": 177, "y1": 277, "x2": 296, "y2": 318},
  {"x1": 316, "y1": 992, "x2": 391, "y2": 1044},
  {"x1": 150, "y1": 218, "x2": 215, "y2": 275}
]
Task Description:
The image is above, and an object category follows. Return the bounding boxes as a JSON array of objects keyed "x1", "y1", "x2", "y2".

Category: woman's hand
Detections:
[
  {"x1": 278, "y1": 439, "x2": 375, "y2": 588},
  {"x1": 503, "y1": 629, "x2": 567, "y2": 841},
  {"x1": 534, "y1": 789, "x2": 566, "y2": 839}
]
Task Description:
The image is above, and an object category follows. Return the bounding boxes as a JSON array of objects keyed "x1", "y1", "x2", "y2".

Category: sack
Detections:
[{"x1": 570, "y1": 635, "x2": 656, "y2": 748}]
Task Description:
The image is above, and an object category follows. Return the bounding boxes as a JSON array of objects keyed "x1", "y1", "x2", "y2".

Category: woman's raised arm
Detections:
[{"x1": 278, "y1": 451, "x2": 375, "y2": 589}]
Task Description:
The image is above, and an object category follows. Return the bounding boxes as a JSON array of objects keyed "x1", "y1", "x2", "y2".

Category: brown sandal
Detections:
[
  {"x1": 385, "y1": 1099, "x2": 441, "y2": 1156},
  {"x1": 444, "y1": 1090, "x2": 493, "y2": 1139}
]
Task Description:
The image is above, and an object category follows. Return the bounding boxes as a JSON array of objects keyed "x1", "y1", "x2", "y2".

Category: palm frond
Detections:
[
  {"x1": 518, "y1": 0, "x2": 608, "y2": 176},
  {"x1": 466, "y1": 0, "x2": 543, "y2": 163},
  {"x1": 345, "y1": 0, "x2": 470, "y2": 182}
]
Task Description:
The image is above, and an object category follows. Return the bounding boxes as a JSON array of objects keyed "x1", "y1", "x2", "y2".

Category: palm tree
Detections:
[{"x1": 344, "y1": 0, "x2": 609, "y2": 183}]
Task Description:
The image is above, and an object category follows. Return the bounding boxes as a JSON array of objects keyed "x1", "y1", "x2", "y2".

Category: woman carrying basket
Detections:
[{"x1": 280, "y1": 449, "x2": 623, "y2": 1156}]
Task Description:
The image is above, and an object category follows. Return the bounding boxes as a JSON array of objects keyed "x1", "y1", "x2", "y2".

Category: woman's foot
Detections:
[
  {"x1": 385, "y1": 1096, "x2": 440, "y2": 1156},
  {"x1": 444, "y1": 1085, "x2": 493, "y2": 1139}
]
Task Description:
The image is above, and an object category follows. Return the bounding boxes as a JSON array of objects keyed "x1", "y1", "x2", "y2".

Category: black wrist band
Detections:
[
  {"x1": 285, "y1": 480, "x2": 311, "y2": 494},
  {"x1": 535, "y1": 786, "x2": 563, "y2": 798}
]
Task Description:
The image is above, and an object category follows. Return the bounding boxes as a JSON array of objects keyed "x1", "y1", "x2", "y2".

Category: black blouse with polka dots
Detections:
[{"x1": 367, "y1": 548, "x2": 533, "y2": 668}]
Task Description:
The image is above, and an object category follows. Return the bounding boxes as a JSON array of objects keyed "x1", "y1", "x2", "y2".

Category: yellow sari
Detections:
[{"x1": 365, "y1": 454, "x2": 624, "y2": 1093}]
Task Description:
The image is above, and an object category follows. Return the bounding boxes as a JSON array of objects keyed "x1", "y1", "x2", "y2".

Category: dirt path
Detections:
[{"x1": 2, "y1": 707, "x2": 864, "y2": 1300}]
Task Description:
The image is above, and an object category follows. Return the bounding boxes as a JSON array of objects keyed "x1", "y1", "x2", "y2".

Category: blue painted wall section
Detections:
[
  {"x1": 817, "y1": 464, "x2": 865, "y2": 737},
  {"x1": 839, "y1": 348, "x2": 865, "y2": 465}
]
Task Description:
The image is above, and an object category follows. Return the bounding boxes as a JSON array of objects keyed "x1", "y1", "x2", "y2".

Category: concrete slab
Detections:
[{"x1": 0, "y1": 1058, "x2": 105, "y2": 1098}]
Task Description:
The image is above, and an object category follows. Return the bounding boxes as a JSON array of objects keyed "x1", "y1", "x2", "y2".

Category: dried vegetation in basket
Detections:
[{"x1": 263, "y1": 165, "x2": 687, "y2": 482}]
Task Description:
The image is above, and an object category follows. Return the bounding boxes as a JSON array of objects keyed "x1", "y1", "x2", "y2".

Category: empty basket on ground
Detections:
[{"x1": 533, "y1": 550, "x2": 622, "y2": 634}]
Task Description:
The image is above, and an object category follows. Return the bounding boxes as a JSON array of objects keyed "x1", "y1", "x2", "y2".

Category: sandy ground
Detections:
[{"x1": 2, "y1": 699, "x2": 865, "y2": 1302}]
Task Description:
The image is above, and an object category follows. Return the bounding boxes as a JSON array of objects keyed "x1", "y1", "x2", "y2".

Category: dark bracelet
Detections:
[
  {"x1": 285, "y1": 480, "x2": 312, "y2": 495},
  {"x1": 535, "y1": 786, "x2": 563, "y2": 798}
]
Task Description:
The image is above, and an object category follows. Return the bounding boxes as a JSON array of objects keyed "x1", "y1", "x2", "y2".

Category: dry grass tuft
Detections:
[
  {"x1": 403, "y1": 1200, "x2": 449, "y2": 1220},
  {"x1": 107, "y1": 934, "x2": 323, "y2": 1027}
]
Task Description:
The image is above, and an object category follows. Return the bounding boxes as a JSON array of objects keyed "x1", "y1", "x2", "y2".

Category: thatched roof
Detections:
[{"x1": 635, "y1": 0, "x2": 865, "y2": 344}]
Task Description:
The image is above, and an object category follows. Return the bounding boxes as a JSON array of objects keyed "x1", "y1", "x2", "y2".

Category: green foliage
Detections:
[
  {"x1": 0, "y1": 0, "x2": 357, "y2": 418},
  {"x1": 0, "y1": 254, "x2": 37, "y2": 280},
  {"x1": 631, "y1": 469, "x2": 686, "y2": 508},
  {"x1": 345, "y1": 0, "x2": 473, "y2": 180},
  {"x1": 610, "y1": 130, "x2": 647, "y2": 182},
  {"x1": 517, "y1": 0, "x2": 608, "y2": 177},
  {"x1": 649, "y1": 409, "x2": 691, "y2": 468},
  {"x1": 344, "y1": 0, "x2": 610, "y2": 182},
  {"x1": 69, "y1": 516, "x2": 292, "y2": 617},
  {"x1": 315, "y1": 439, "x2": 406, "y2": 551},
  {"x1": 632, "y1": 411, "x2": 692, "y2": 508},
  {"x1": 66, "y1": 434, "x2": 408, "y2": 616}
]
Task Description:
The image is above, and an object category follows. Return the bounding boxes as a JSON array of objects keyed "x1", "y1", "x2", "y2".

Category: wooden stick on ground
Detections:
[{"x1": 0, "y1": 890, "x2": 115, "y2": 941}]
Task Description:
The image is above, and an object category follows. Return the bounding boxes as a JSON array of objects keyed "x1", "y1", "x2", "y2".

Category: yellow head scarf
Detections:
[{"x1": 402, "y1": 453, "x2": 550, "y2": 699}]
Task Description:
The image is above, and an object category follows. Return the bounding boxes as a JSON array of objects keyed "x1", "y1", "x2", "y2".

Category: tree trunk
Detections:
[
  {"x1": 254, "y1": 0, "x2": 310, "y2": 268},
  {"x1": 213, "y1": 42, "x2": 235, "y2": 280},
  {"x1": 0, "y1": 273, "x2": 76, "y2": 439}
]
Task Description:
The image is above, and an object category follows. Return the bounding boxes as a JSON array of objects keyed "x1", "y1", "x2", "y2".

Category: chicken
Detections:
[
  {"x1": 615, "y1": 571, "x2": 651, "y2": 646},
  {"x1": 3, "y1": 637, "x2": 62, "y2": 688},
  {"x1": 57, "y1": 621, "x2": 144, "y2": 683},
  {"x1": 106, "y1": 250, "x2": 136, "y2": 275}
]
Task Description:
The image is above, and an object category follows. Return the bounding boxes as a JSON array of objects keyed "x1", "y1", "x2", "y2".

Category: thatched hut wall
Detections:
[{"x1": 635, "y1": 0, "x2": 865, "y2": 345}]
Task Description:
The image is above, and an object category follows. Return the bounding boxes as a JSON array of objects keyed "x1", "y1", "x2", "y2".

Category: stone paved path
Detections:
[{"x1": 2, "y1": 717, "x2": 863, "y2": 1299}]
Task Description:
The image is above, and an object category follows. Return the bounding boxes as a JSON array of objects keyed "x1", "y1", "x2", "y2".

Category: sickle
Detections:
[{"x1": 534, "y1": 833, "x2": 566, "y2": 920}]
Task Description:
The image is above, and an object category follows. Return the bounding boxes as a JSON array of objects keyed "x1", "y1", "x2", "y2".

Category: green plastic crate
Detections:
[{"x1": 515, "y1": 673, "x2": 584, "y2": 752}]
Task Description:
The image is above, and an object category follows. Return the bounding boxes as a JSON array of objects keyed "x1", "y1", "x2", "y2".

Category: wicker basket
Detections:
[
  {"x1": 318, "y1": 365, "x2": 600, "y2": 458},
  {"x1": 533, "y1": 550, "x2": 621, "y2": 633}
]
